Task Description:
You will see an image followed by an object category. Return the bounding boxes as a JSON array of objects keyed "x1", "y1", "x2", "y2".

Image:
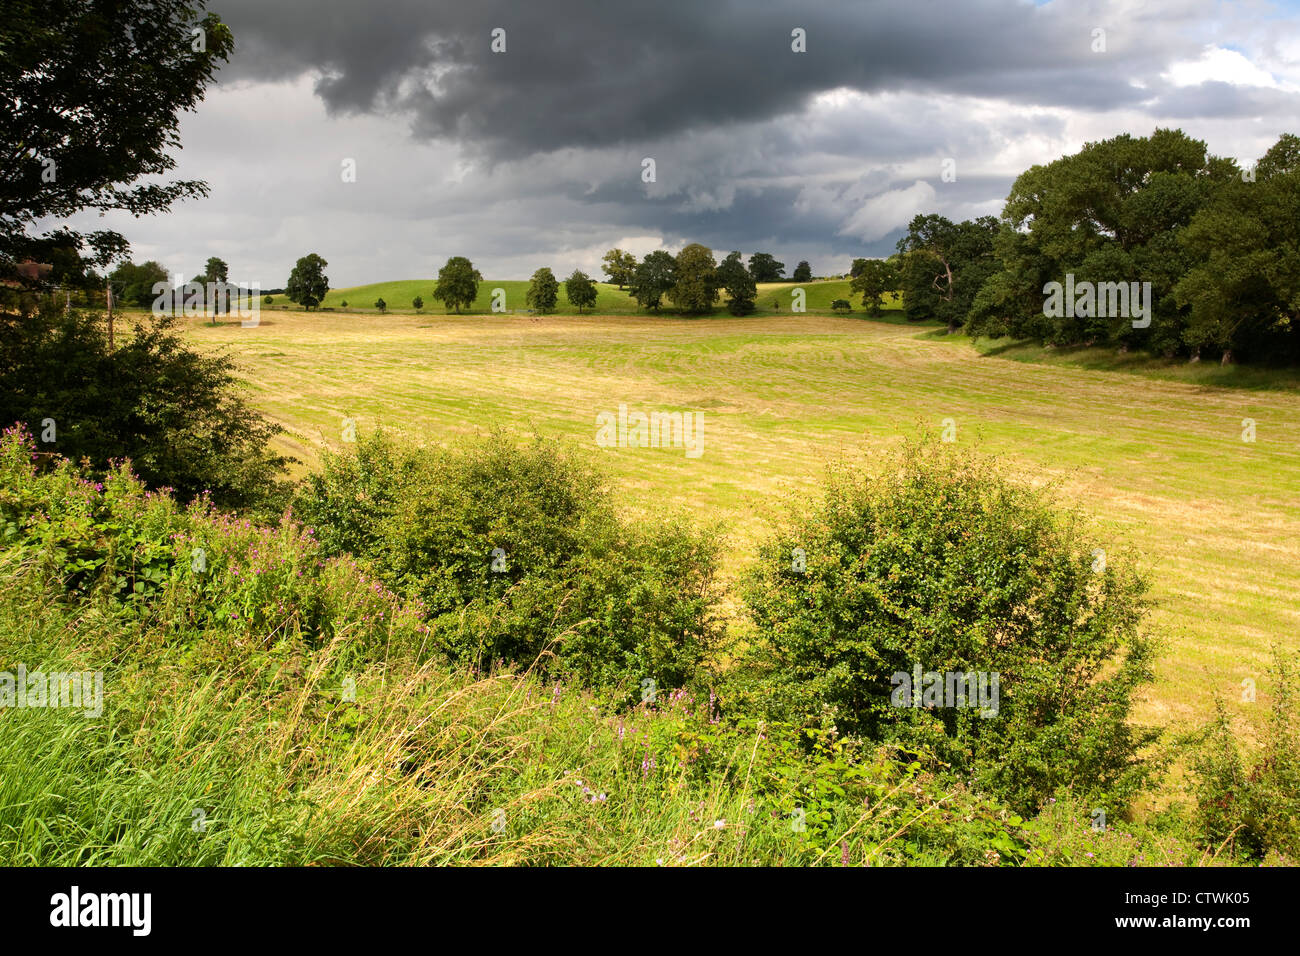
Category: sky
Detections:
[{"x1": 65, "y1": 0, "x2": 1300, "y2": 288}]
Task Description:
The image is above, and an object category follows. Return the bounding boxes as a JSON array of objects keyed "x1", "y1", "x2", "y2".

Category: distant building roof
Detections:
[{"x1": 2, "y1": 261, "x2": 54, "y2": 289}]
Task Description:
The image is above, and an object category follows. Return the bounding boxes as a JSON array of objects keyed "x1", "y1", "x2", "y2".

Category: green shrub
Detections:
[
  {"x1": 0, "y1": 425, "x2": 427, "y2": 671},
  {"x1": 292, "y1": 429, "x2": 409, "y2": 564},
  {"x1": 294, "y1": 430, "x2": 722, "y2": 699},
  {"x1": 0, "y1": 304, "x2": 290, "y2": 512},
  {"x1": 1192, "y1": 647, "x2": 1300, "y2": 860},
  {"x1": 743, "y1": 440, "x2": 1158, "y2": 814}
]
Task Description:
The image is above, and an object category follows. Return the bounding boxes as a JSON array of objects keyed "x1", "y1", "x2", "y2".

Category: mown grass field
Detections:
[{"x1": 183, "y1": 300, "x2": 1300, "y2": 737}]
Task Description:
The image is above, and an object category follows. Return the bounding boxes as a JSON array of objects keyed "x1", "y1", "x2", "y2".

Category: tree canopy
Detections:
[
  {"x1": 968, "y1": 127, "x2": 1243, "y2": 357},
  {"x1": 109, "y1": 260, "x2": 169, "y2": 309},
  {"x1": 630, "y1": 251, "x2": 676, "y2": 312},
  {"x1": 600, "y1": 249, "x2": 637, "y2": 289},
  {"x1": 668, "y1": 244, "x2": 720, "y2": 314},
  {"x1": 718, "y1": 251, "x2": 757, "y2": 315},
  {"x1": 565, "y1": 270, "x2": 598, "y2": 313},
  {"x1": 526, "y1": 267, "x2": 559, "y2": 313},
  {"x1": 747, "y1": 252, "x2": 785, "y2": 282},
  {"x1": 286, "y1": 254, "x2": 329, "y2": 310},
  {"x1": 433, "y1": 256, "x2": 482, "y2": 313},
  {"x1": 897, "y1": 215, "x2": 999, "y2": 332},
  {"x1": 850, "y1": 259, "x2": 899, "y2": 316},
  {"x1": 0, "y1": 0, "x2": 233, "y2": 282}
]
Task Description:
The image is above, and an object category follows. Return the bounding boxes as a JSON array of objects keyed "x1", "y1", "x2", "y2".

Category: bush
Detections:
[
  {"x1": 293, "y1": 430, "x2": 722, "y2": 699},
  {"x1": 1192, "y1": 647, "x2": 1300, "y2": 860},
  {"x1": 742, "y1": 440, "x2": 1158, "y2": 813},
  {"x1": 831, "y1": 299, "x2": 852, "y2": 312},
  {"x1": 0, "y1": 425, "x2": 427, "y2": 670},
  {"x1": 0, "y1": 304, "x2": 290, "y2": 512}
]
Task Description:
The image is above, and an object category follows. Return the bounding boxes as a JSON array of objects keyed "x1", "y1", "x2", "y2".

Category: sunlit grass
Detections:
[{"x1": 180, "y1": 309, "x2": 1300, "y2": 739}]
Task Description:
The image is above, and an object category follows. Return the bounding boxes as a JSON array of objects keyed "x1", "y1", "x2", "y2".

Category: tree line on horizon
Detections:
[{"x1": 883, "y1": 128, "x2": 1300, "y2": 364}]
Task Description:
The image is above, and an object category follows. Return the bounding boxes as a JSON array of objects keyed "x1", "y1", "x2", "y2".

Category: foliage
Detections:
[
  {"x1": 668, "y1": 244, "x2": 720, "y2": 314},
  {"x1": 293, "y1": 430, "x2": 722, "y2": 700},
  {"x1": 109, "y1": 260, "x2": 169, "y2": 308},
  {"x1": 850, "y1": 259, "x2": 899, "y2": 315},
  {"x1": 747, "y1": 252, "x2": 785, "y2": 282},
  {"x1": 631, "y1": 251, "x2": 677, "y2": 312},
  {"x1": 525, "y1": 267, "x2": 559, "y2": 313},
  {"x1": 717, "y1": 251, "x2": 757, "y2": 315},
  {"x1": 600, "y1": 249, "x2": 637, "y2": 289},
  {"x1": 976, "y1": 128, "x2": 1243, "y2": 357},
  {"x1": 743, "y1": 440, "x2": 1159, "y2": 814},
  {"x1": 1174, "y1": 134, "x2": 1300, "y2": 364},
  {"x1": 0, "y1": 0, "x2": 233, "y2": 279},
  {"x1": 432, "y1": 256, "x2": 482, "y2": 313},
  {"x1": 1192, "y1": 647, "x2": 1300, "y2": 860},
  {"x1": 564, "y1": 270, "x2": 598, "y2": 313},
  {"x1": 286, "y1": 253, "x2": 329, "y2": 310},
  {"x1": 792, "y1": 261, "x2": 813, "y2": 282},
  {"x1": 896, "y1": 215, "x2": 998, "y2": 331},
  {"x1": 0, "y1": 304, "x2": 290, "y2": 511}
]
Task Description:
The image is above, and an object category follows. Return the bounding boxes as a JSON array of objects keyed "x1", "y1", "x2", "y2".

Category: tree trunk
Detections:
[{"x1": 1221, "y1": 349, "x2": 1235, "y2": 365}]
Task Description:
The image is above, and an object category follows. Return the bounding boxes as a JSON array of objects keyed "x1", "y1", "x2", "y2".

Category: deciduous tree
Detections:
[
  {"x1": 526, "y1": 267, "x2": 559, "y2": 313},
  {"x1": 286, "y1": 254, "x2": 329, "y2": 311},
  {"x1": 747, "y1": 252, "x2": 785, "y2": 282},
  {"x1": 668, "y1": 244, "x2": 719, "y2": 314},
  {"x1": 432, "y1": 256, "x2": 482, "y2": 313},
  {"x1": 0, "y1": 1, "x2": 233, "y2": 282},
  {"x1": 718, "y1": 251, "x2": 757, "y2": 315},
  {"x1": 630, "y1": 251, "x2": 676, "y2": 312},
  {"x1": 565, "y1": 270, "x2": 597, "y2": 313}
]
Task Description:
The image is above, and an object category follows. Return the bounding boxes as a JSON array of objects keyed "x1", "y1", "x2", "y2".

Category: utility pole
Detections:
[{"x1": 106, "y1": 279, "x2": 114, "y2": 349}]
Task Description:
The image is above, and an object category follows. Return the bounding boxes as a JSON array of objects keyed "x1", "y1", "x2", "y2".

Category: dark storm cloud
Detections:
[
  {"x1": 212, "y1": 0, "x2": 1162, "y2": 157},
  {"x1": 91, "y1": 1, "x2": 1295, "y2": 286}
]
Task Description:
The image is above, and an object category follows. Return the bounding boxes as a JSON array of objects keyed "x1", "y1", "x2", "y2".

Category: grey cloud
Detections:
[{"x1": 211, "y1": 0, "x2": 1191, "y2": 158}]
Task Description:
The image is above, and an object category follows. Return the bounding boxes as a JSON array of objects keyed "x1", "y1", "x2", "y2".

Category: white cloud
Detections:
[
  {"x1": 1163, "y1": 45, "x2": 1280, "y2": 88},
  {"x1": 837, "y1": 181, "x2": 937, "y2": 242}
]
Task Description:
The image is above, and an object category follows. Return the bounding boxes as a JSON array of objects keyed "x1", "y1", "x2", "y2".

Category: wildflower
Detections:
[{"x1": 713, "y1": 819, "x2": 725, "y2": 830}]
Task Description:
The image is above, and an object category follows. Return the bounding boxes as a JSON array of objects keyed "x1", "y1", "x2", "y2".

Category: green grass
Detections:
[
  {"x1": 182, "y1": 309, "x2": 1300, "y2": 743},
  {"x1": 260, "y1": 278, "x2": 904, "y2": 317},
  {"x1": 0, "y1": 520, "x2": 1048, "y2": 867},
  {"x1": 968, "y1": 335, "x2": 1300, "y2": 391}
]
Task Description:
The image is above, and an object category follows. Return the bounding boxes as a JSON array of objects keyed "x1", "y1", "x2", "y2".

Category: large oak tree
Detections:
[{"x1": 0, "y1": 1, "x2": 233, "y2": 281}]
